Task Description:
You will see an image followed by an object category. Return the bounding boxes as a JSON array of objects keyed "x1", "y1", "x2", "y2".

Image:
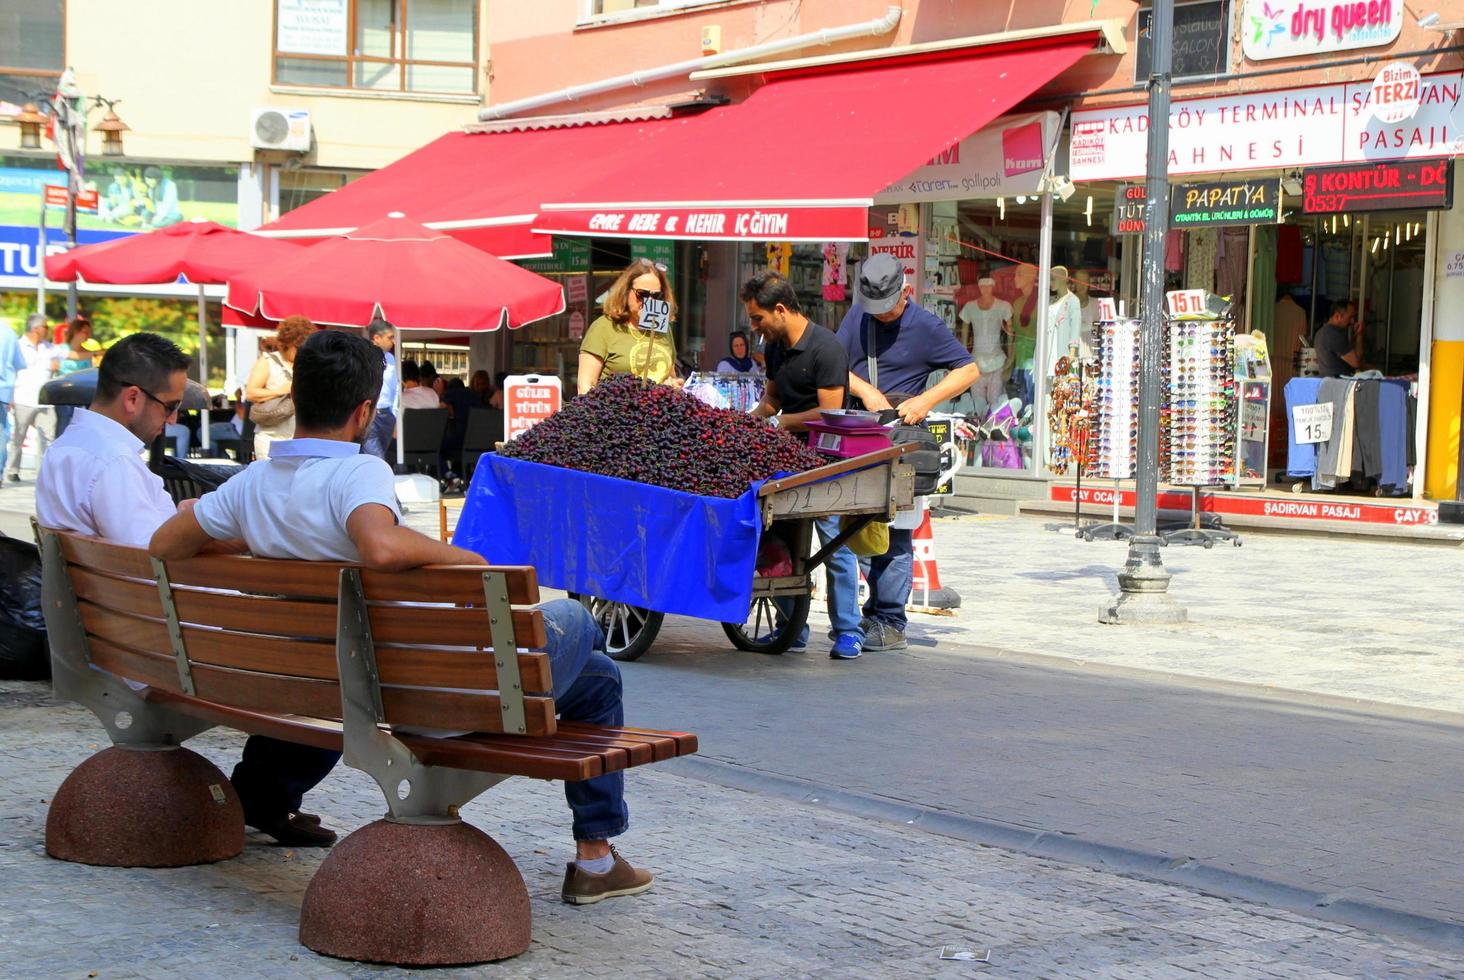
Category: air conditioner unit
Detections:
[{"x1": 251, "y1": 107, "x2": 312, "y2": 152}]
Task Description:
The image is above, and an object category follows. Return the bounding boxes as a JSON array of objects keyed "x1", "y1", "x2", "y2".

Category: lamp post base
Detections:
[{"x1": 1100, "y1": 535, "x2": 1188, "y2": 624}]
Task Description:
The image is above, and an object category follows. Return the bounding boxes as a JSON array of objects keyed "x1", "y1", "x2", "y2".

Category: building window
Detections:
[
  {"x1": 278, "y1": 168, "x2": 368, "y2": 217},
  {"x1": 274, "y1": 0, "x2": 477, "y2": 95},
  {"x1": 0, "y1": 0, "x2": 64, "y2": 108},
  {"x1": 582, "y1": 0, "x2": 724, "y2": 23},
  {"x1": 1134, "y1": 0, "x2": 1231, "y2": 81}
]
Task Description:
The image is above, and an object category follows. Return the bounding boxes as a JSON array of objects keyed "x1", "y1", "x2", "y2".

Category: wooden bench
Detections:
[{"x1": 35, "y1": 525, "x2": 697, "y2": 967}]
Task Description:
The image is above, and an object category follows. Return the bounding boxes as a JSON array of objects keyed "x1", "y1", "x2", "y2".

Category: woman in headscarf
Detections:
[{"x1": 714, "y1": 331, "x2": 763, "y2": 375}]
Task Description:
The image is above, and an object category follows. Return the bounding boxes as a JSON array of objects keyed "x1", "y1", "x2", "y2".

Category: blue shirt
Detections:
[
  {"x1": 0, "y1": 326, "x2": 27, "y2": 403},
  {"x1": 836, "y1": 302, "x2": 974, "y2": 396},
  {"x1": 377, "y1": 350, "x2": 399, "y2": 413}
]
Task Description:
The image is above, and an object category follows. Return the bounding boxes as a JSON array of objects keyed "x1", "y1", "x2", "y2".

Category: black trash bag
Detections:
[{"x1": 0, "y1": 535, "x2": 47, "y2": 680}]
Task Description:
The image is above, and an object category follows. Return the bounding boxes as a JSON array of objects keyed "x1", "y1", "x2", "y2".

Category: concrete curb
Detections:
[{"x1": 667, "y1": 755, "x2": 1464, "y2": 955}]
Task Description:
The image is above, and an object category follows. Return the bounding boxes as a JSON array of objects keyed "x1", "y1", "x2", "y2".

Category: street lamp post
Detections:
[{"x1": 1101, "y1": 0, "x2": 1187, "y2": 624}]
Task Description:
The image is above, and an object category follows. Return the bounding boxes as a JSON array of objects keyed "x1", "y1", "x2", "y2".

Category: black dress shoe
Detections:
[
  {"x1": 289, "y1": 810, "x2": 323, "y2": 827},
  {"x1": 249, "y1": 812, "x2": 338, "y2": 847}
]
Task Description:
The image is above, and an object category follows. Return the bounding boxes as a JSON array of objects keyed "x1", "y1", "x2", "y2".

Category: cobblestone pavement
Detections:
[{"x1": 5, "y1": 684, "x2": 1464, "y2": 979}]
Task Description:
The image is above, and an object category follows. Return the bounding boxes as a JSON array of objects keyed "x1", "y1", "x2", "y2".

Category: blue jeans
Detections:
[
  {"x1": 860, "y1": 527, "x2": 914, "y2": 632},
  {"x1": 363, "y1": 408, "x2": 396, "y2": 462},
  {"x1": 541, "y1": 598, "x2": 629, "y2": 840},
  {"x1": 779, "y1": 515, "x2": 864, "y2": 645},
  {"x1": 0, "y1": 401, "x2": 12, "y2": 476}
]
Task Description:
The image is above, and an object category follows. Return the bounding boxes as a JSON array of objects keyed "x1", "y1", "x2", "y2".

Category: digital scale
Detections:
[{"x1": 805, "y1": 419, "x2": 893, "y2": 460}]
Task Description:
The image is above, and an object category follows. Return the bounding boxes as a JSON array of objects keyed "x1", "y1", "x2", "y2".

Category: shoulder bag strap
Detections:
[{"x1": 866, "y1": 313, "x2": 878, "y2": 391}]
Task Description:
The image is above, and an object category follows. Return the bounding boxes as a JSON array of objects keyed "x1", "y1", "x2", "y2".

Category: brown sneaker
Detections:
[{"x1": 560, "y1": 847, "x2": 653, "y2": 905}]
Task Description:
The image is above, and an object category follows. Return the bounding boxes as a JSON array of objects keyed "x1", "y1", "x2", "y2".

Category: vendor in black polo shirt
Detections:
[{"x1": 741, "y1": 271, "x2": 864, "y2": 660}]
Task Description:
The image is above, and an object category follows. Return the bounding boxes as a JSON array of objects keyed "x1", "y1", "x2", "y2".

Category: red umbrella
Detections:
[
  {"x1": 44, "y1": 220, "x2": 304, "y2": 285},
  {"x1": 44, "y1": 221, "x2": 305, "y2": 454},
  {"x1": 224, "y1": 213, "x2": 565, "y2": 332}
]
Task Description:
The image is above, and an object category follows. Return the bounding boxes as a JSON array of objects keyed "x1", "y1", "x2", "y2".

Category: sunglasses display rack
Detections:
[
  {"x1": 1085, "y1": 318, "x2": 1141, "y2": 480},
  {"x1": 1160, "y1": 319, "x2": 1237, "y2": 487}
]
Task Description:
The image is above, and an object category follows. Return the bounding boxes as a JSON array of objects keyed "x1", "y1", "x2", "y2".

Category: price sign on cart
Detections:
[
  {"x1": 1165, "y1": 289, "x2": 1208, "y2": 317},
  {"x1": 1291, "y1": 402, "x2": 1333, "y2": 444}
]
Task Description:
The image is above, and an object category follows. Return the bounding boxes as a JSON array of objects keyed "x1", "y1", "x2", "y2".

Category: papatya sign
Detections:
[
  {"x1": 1242, "y1": 0, "x2": 1403, "y2": 61},
  {"x1": 1302, "y1": 158, "x2": 1454, "y2": 213},
  {"x1": 1170, "y1": 179, "x2": 1280, "y2": 226},
  {"x1": 533, "y1": 205, "x2": 868, "y2": 242},
  {"x1": 1070, "y1": 70, "x2": 1464, "y2": 181}
]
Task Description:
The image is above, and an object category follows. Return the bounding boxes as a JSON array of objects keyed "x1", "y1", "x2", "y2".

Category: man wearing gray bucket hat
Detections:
[{"x1": 836, "y1": 253, "x2": 979, "y2": 652}]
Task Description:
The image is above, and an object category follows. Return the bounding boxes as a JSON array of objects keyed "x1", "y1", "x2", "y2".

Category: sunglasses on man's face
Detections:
[
  {"x1": 634, "y1": 288, "x2": 664, "y2": 302},
  {"x1": 121, "y1": 381, "x2": 183, "y2": 415}
]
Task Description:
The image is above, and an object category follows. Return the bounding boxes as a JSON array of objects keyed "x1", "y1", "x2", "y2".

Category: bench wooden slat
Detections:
[
  {"x1": 148, "y1": 691, "x2": 345, "y2": 752},
  {"x1": 76, "y1": 599, "x2": 553, "y2": 693},
  {"x1": 557, "y1": 722, "x2": 700, "y2": 759},
  {"x1": 88, "y1": 637, "x2": 183, "y2": 692},
  {"x1": 58, "y1": 535, "x2": 540, "y2": 604},
  {"x1": 367, "y1": 604, "x2": 547, "y2": 651},
  {"x1": 396, "y1": 735, "x2": 602, "y2": 781},
  {"x1": 185, "y1": 663, "x2": 556, "y2": 735}
]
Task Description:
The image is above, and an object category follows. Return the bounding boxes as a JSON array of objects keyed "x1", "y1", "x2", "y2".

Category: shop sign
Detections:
[
  {"x1": 867, "y1": 205, "x2": 920, "y2": 281},
  {"x1": 1370, "y1": 61, "x2": 1421, "y2": 123},
  {"x1": 1069, "y1": 70, "x2": 1464, "y2": 181},
  {"x1": 630, "y1": 237, "x2": 676, "y2": 277},
  {"x1": 1112, "y1": 183, "x2": 1148, "y2": 235},
  {"x1": 533, "y1": 205, "x2": 867, "y2": 242},
  {"x1": 566, "y1": 274, "x2": 588, "y2": 304},
  {"x1": 1241, "y1": 0, "x2": 1403, "y2": 62},
  {"x1": 874, "y1": 112, "x2": 1058, "y2": 203},
  {"x1": 1137, "y1": 0, "x2": 1230, "y2": 80},
  {"x1": 1166, "y1": 289, "x2": 1210, "y2": 316},
  {"x1": 277, "y1": 0, "x2": 349, "y2": 56},
  {"x1": 1302, "y1": 158, "x2": 1454, "y2": 213},
  {"x1": 503, "y1": 374, "x2": 562, "y2": 441},
  {"x1": 1169, "y1": 179, "x2": 1280, "y2": 226},
  {"x1": 42, "y1": 184, "x2": 99, "y2": 212},
  {"x1": 1051, "y1": 484, "x2": 1439, "y2": 526},
  {"x1": 517, "y1": 236, "x2": 591, "y2": 274},
  {"x1": 567, "y1": 310, "x2": 586, "y2": 341}
]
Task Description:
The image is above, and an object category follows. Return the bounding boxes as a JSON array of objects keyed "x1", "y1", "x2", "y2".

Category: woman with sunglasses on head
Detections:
[{"x1": 577, "y1": 259, "x2": 680, "y2": 393}]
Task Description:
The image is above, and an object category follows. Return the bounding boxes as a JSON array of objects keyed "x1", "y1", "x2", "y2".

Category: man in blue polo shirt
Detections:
[{"x1": 836, "y1": 254, "x2": 979, "y2": 652}]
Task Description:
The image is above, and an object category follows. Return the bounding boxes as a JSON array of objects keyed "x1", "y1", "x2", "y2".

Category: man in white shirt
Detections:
[
  {"x1": 151, "y1": 330, "x2": 655, "y2": 905},
  {"x1": 362, "y1": 319, "x2": 398, "y2": 460},
  {"x1": 399, "y1": 359, "x2": 440, "y2": 409},
  {"x1": 35, "y1": 332, "x2": 187, "y2": 547},
  {"x1": 6, "y1": 314, "x2": 59, "y2": 482}
]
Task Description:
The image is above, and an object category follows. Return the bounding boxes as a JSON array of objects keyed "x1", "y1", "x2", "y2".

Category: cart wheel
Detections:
[
  {"x1": 577, "y1": 595, "x2": 663, "y2": 662},
  {"x1": 722, "y1": 595, "x2": 812, "y2": 655}
]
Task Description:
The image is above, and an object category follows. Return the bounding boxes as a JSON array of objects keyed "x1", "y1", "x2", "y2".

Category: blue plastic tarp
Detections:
[{"x1": 453, "y1": 455, "x2": 763, "y2": 622}]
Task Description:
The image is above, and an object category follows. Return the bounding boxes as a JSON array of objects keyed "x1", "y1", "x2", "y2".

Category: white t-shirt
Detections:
[
  {"x1": 400, "y1": 386, "x2": 440, "y2": 409},
  {"x1": 193, "y1": 438, "x2": 400, "y2": 561},
  {"x1": 958, "y1": 299, "x2": 1013, "y2": 358},
  {"x1": 36, "y1": 408, "x2": 179, "y2": 548},
  {"x1": 14, "y1": 337, "x2": 55, "y2": 406}
]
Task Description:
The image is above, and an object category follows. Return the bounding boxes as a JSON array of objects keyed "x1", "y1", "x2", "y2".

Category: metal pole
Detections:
[
  {"x1": 197, "y1": 284, "x2": 210, "y2": 452},
  {"x1": 36, "y1": 202, "x2": 47, "y2": 315},
  {"x1": 1102, "y1": 0, "x2": 1186, "y2": 624},
  {"x1": 63, "y1": 105, "x2": 80, "y2": 322}
]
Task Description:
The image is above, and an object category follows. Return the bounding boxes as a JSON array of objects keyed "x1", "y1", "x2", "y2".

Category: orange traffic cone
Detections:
[{"x1": 908, "y1": 510, "x2": 961, "y2": 613}]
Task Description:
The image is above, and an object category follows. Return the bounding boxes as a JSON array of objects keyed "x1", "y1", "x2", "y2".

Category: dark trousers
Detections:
[{"x1": 231, "y1": 735, "x2": 342, "y2": 825}]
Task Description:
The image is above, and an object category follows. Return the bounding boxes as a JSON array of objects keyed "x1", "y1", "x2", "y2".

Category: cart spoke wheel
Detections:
[
  {"x1": 722, "y1": 595, "x2": 811, "y2": 655},
  {"x1": 575, "y1": 595, "x2": 663, "y2": 662}
]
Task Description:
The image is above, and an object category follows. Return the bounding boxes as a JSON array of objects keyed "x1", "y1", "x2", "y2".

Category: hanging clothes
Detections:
[
  {"x1": 1250, "y1": 226, "x2": 1277, "y2": 338},
  {"x1": 1165, "y1": 229, "x2": 1186, "y2": 273},
  {"x1": 1185, "y1": 228, "x2": 1217, "y2": 293},
  {"x1": 1312, "y1": 378, "x2": 1352, "y2": 490},
  {"x1": 1351, "y1": 380, "x2": 1381, "y2": 480},
  {"x1": 1332, "y1": 382, "x2": 1356, "y2": 481},
  {"x1": 1285, "y1": 377, "x2": 1323, "y2": 477},
  {"x1": 1217, "y1": 228, "x2": 1250, "y2": 306},
  {"x1": 1377, "y1": 379, "x2": 1410, "y2": 492}
]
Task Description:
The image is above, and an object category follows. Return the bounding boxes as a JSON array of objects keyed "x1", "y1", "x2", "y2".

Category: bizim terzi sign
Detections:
[{"x1": 1169, "y1": 179, "x2": 1280, "y2": 227}]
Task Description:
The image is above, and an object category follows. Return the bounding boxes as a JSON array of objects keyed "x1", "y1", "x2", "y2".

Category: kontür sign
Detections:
[{"x1": 1241, "y1": 0, "x2": 1403, "y2": 61}]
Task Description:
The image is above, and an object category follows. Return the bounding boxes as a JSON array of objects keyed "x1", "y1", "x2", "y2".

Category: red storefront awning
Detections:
[
  {"x1": 533, "y1": 35, "x2": 1098, "y2": 241},
  {"x1": 261, "y1": 32, "x2": 1099, "y2": 250}
]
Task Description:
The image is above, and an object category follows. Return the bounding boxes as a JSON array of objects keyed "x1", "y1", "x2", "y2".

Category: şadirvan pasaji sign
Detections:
[{"x1": 1070, "y1": 70, "x2": 1464, "y2": 181}]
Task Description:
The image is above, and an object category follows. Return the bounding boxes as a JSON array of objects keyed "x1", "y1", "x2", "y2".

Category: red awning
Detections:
[
  {"x1": 261, "y1": 33, "x2": 1097, "y2": 249},
  {"x1": 533, "y1": 35, "x2": 1097, "y2": 241},
  {"x1": 259, "y1": 116, "x2": 690, "y2": 257}
]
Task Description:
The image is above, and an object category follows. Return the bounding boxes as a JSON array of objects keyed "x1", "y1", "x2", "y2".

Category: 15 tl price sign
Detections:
[{"x1": 504, "y1": 374, "x2": 562, "y2": 441}]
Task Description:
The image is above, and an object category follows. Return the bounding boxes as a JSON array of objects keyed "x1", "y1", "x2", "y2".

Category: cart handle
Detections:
[{"x1": 757, "y1": 443, "x2": 918, "y2": 498}]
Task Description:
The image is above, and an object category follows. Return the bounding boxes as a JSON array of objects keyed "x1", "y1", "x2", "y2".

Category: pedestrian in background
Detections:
[
  {"x1": 6, "y1": 314, "x2": 58, "y2": 483},
  {"x1": 362, "y1": 319, "x2": 398, "y2": 461},
  {"x1": 246, "y1": 314, "x2": 313, "y2": 461},
  {"x1": 399, "y1": 360, "x2": 440, "y2": 408},
  {"x1": 0, "y1": 317, "x2": 28, "y2": 479},
  {"x1": 54, "y1": 317, "x2": 95, "y2": 438}
]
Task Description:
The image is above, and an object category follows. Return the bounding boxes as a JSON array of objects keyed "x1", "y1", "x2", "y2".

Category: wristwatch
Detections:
[{"x1": 768, "y1": 415, "x2": 781, "y2": 428}]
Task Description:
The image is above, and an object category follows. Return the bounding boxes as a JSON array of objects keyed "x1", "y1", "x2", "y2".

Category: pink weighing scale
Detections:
[{"x1": 806, "y1": 410, "x2": 892, "y2": 459}]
